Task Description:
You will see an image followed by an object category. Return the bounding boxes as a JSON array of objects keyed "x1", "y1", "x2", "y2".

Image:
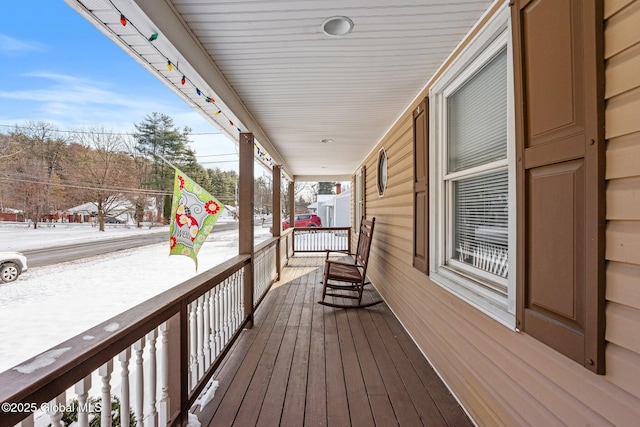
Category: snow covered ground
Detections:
[{"x1": 0, "y1": 219, "x2": 271, "y2": 373}]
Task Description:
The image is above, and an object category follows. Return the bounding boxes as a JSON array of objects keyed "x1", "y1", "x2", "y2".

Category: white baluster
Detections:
[
  {"x1": 223, "y1": 280, "x2": 230, "y2": 343},
  {"x1": 208, "y1": 290, "x2": 216, "y2": 361},
  {"x1": 236, "y1": 273, "x2": 242, "y2": 327},
  {"x1": 219, "y1": 283, "x2": 226, "y2": 346},
  {"x1": 134, "y1": 337, "x2": 146, "y2": 427},
  {"x1": 47, "y1": 393, "x2": 65, "y2": 427},
  {"x1": 75, "y1": 376, "x2": 91, "y2": 427},
  {"x1": 196, "y1": 296, "x2": 205, "y2": 378},
  {"x1": 189, "y1": 302, "x2": 198, "y2": 388},
  {"x1": 239, "y1": 270, "x2": 245, "y2": 325},
  {"x1": 118, "y1": 348, "x2": 131, "y2": 427},
  {"x1": 158, "y1": 322, "x2": 170, "y2": 426},
  {"x1": 203, "y1": 291, "x2": 211, "y2": 369},
  {"x1": 232, "y1": 275, "x2": 239, "y2": 329},
  {"x1": 239, "y1": 271, "x2": 246, "y2": 323},
  {"x1": 215, "y1": 286, "x2": 222, "y2": 356},
  {"x1": 147, "y1": 329, "x2": 158, "y2": 427},
  {"x1": 99, "y1": 360, "x2": 113, "y2": 427}
]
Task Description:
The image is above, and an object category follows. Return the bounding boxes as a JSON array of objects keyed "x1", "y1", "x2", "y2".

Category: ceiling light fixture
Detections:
[
  {"x1": 321, "y1": 138, "x2": 334, "y2": 144},
  {"x1": 322, "y1": 16, "x2": 354, "y2": 37}
]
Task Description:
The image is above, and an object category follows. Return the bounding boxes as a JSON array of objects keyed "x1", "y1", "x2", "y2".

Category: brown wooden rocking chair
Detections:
[{"x1": 318, "y1": 217, "x2": 382, "y2": 309}]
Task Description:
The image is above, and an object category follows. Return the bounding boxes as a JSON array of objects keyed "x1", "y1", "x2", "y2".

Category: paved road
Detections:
[{"x1": 23, "y1": 221, "x2": 239, "y2": 268}]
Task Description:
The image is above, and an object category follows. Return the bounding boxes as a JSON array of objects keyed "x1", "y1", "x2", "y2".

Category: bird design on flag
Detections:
[{"x1": 175, "y1": 201, "x2": 199, "y2": 241}]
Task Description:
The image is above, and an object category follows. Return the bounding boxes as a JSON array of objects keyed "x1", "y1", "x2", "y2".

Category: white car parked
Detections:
[{"x1": 0, "y1": 252, "x2": 28, "y2": 283}]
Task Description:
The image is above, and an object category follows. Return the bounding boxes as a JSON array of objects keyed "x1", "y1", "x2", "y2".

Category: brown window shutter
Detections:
[
  {"x1": 512, "y1": 0, "x2": 605, "y2": 373},
  {"x1": 354, "y1": 166, "x2": 366, "y2": 230},
  {"x1": 413, "y1": 98, "x2": 429, "y2": 274}
]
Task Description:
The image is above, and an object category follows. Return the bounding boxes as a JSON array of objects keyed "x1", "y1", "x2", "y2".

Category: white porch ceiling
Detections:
[{"x1": 65, "y1": 0, "x2": 494, "y2": 180}]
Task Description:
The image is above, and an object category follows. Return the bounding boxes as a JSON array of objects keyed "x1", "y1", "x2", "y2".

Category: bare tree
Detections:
[
  {"x1": 3, "y1": 123, "x2": 67, "y2": 228},
  {"x1": 69, "y1": 127, "x2": 132, "y2": 231},
  {"x1": 123, "y1": 134, "x2": 153, "y2": 228}
]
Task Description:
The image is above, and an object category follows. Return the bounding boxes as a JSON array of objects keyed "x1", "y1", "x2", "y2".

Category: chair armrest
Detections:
[
  {"x1": 325, "y1": 249, "x2": 352, "y2": 260},
  {"x1": 325, "y1": 259, "x2": 362, "y2": 269}
]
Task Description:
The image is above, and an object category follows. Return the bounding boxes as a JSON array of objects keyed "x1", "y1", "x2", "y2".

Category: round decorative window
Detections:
[{"x1": 377, "y1": 148, "x2": 388, "y2": 196}]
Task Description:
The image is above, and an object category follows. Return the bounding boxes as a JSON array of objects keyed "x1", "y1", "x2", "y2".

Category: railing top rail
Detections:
[
  {"x1": 293, "y1": 226, "x2": 350, "y2": 232},
  {"x1": 0, "y1": 254, "x2": 251, "y2": 408},
  {"x1": 254, "y1": 236, "x2": 279, "y2": 254}
]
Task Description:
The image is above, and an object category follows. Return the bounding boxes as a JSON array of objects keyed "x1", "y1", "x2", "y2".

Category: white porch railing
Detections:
[
  {"x1": 292, "y1": 227, "x2": 351, "y2": 254},
  {"x1": 253, "y1": 239, "x2": 278, "y2": 305},
  {"x1": 0, "y1": 237, "x2": 281, "y2": 427}
]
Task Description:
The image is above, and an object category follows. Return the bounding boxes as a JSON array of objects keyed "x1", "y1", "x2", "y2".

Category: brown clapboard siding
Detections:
[
  {"x1": 350, "y1": 0, "x2": 640, "y2": 424},
  {"x1": 606, "y1": 261, "x2": 640, "y2": 310},
  {"x1": 605, "y1": 42, "x2": 640, "y2": 98},
  {"x1": 606, "y1": 303, "x2": 640, "y2": 354},
  {"x1": 605, "y1": 0, "x2": 636, "y2": 18},
  {"x1": 606, "y1": 131, "x2": 640, "y2": 179},
  {"x1": 606, "y1": 87, "x2": 640, "y2": 138},
  {"x1": 604, "y1": 0, "x2": 640, "y2": 57},
  {"x1": 606, "y1": 221, "x2": 640, "y2": 265},
  {"x1": 606, "y1": 343, "x2": 640, "y2": 397},
  {"x1": 607, "y1": 177, "x2": 640, "y2": 219}
]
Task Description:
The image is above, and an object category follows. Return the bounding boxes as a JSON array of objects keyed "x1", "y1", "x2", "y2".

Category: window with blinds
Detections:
[{"x1": 444, "y1": 47, "x2": 509, "y2": 290}]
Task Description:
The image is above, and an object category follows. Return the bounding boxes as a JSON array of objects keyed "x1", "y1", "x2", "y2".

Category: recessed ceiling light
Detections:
[
  {"x1": 322, "y1": 16, "x2": 354, "y2": 37},
  {"x1": 321, "y1": 138, "x2": 334, "y2": 143}
]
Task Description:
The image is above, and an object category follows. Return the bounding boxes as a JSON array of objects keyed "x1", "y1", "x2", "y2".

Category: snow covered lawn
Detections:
[{"x1": 0, "y1": 220, "x2": 270, "y2": 373}]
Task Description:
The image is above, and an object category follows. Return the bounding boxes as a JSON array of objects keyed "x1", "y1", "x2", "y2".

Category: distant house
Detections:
[
  {"x1": 312, "y1": 188, "x2": 351, "y2": 228},
  {"x1": 67, "y1": 197, "x2": 157, "y2": 224}
]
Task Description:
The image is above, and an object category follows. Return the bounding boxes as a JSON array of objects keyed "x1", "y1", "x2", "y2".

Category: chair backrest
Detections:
[{"x1": 354, "y1": 217, "x2": 375, "y2": 275}]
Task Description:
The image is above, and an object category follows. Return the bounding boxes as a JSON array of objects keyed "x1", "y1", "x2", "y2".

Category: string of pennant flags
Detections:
[{"x1": 105, "y1": 0, "x2": 278, "y2": 170}]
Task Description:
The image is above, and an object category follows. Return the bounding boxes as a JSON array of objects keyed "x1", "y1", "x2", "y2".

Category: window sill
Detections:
[{"x1": 429, "y1": 267, "x2": 516, "y2": 330}]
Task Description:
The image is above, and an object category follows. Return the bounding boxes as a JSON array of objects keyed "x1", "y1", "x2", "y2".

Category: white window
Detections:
[{"x1": 430, "y1": 4, "x2": 515, "y2": 326}]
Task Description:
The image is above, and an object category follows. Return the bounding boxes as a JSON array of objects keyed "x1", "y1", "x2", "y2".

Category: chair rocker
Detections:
[{"x1": 318, "y1": 217, "x2": 382, "y2": 309}]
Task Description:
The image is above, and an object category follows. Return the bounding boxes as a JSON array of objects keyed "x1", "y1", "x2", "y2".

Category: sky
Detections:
[{"x1": 0, "y1": 0, "x2": 240, "y2": 172}]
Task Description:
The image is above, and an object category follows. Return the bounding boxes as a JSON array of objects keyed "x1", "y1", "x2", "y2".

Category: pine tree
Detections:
[{"x1": 133, "y1": 113, "x2": 199, "y2": 222}]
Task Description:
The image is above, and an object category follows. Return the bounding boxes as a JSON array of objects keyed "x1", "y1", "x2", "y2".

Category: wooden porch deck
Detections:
[{"x1": 195, "y1": 255, "x2": 472, "y2": 426}]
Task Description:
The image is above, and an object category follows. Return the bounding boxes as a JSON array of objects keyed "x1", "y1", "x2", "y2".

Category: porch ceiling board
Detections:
[{"x1": 65, "y1": 0, "x2": 494, "y2": 179}]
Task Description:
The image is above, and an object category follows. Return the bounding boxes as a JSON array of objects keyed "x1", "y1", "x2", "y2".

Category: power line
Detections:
[
  {"x1": 0, "y1": 176, "x2": 171, "y2": 197},
  {"x1": 0, "y1": 123, "x2": 222, "y2": 137}
]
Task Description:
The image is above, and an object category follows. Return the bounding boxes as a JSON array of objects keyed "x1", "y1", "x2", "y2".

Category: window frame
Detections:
[
  {"x1": 429, "y1": 4, "x2": 516, "y2": 327},
  {"x1": 377, "y1": 148, "x2": 388, "y2": 197}
]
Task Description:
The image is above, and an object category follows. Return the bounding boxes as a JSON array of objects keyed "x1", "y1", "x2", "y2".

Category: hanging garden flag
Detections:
[{"x1": 169, "y1": 169, "x2": 224, "y2": 269}]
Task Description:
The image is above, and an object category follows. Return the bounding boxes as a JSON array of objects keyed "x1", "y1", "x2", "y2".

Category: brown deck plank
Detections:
[
  {"x1": 279, "y1": 272, "x2": 315, "y2": 425},
  {"x1": 232, "y1": 271, "x2": 309, "y2": 425},
  {"x1": 323, "y1": 305, "x2": 350, "y2": 425},
  {"x1": 305, "y1": 266, "x2": 327, "y2": 426},
  {"x1": 255, "y1": 270, "x2": 309, "y2": 426},
  {"x1": 367, "y1": 306, "x2": 449, "y2": 427},
  {"x1": 346, "y1": 308, "x2": 399, "y2": 426},
  {"x1": 197, "y1": 278, "x2": 291, "y2": 423},
  {"x1": 208, "y1": 274, "x2": 299, "y2": 425},
  {"x1": 333, "y1": 308, "x2": 376, "y2": 426},
  {"x1": 357, "y1": 306, "x2": 428, "y2": 426},
  {"x1": 196, "y1": 255, "x2": 472, "y2": 427},
  {"x1": 380, "y1": 305, "x2": 473, "y2": 427}
]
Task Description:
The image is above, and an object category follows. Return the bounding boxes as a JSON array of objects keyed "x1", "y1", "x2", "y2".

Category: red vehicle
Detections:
[{"x1": 282, "y1": 213, "x2": 322, "y2": 229}]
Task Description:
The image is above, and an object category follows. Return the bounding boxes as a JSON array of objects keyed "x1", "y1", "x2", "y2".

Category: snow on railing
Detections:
[{"x1": 0, "y1": 253, "x2": 254, "y2": 427}]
